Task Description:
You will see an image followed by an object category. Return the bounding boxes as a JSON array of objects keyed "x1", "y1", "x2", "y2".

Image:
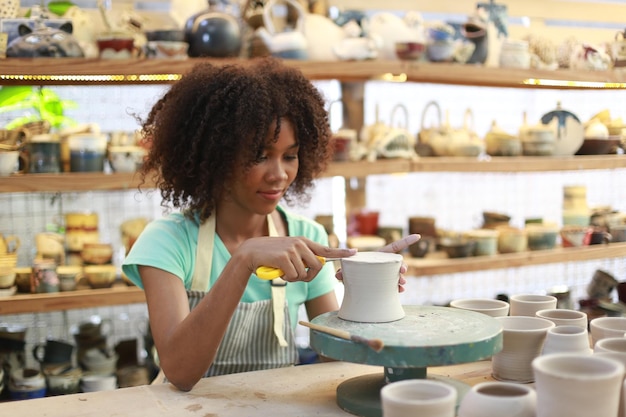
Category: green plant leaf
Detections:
[{"x1": 0, "y1": 87, "x2": 35, "y2": 111}]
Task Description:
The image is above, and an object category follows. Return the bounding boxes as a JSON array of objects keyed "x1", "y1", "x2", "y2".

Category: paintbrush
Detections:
[{"x1": 299, "y1": 320, "x2": 384, "y2": 352}]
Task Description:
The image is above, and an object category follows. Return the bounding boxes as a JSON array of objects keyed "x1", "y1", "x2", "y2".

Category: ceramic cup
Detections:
[
  {"x1": 587, "y1": 269, "x2": 619, "y2": 299},
  {"x1": 611, "y1": 224, "x2": 626, "y2": 243},
  {"x1": 491, "y1": 316, "x2": 555, "y2": 383},
  {"x1": 560, "y1": 225, "x2": 593, "y2": 247},
  {"x1": 338, "y1": 252, "x2": 404, "y2": 323},
  {"x1": 449, "y1": 298, "x2": 510, "y2": 317},
  {"x1": 593, "y1": 350, "x2": 626, "y2": 417},
  {"x1": 380, "y1": 379, "x2": 457, "y2": 417},
  {"x1": 594, "y1": 337, "x2": 626, "y2": 354},
  {"x1": 532, "y1": 353, "x2": 625, "y2": 417},
  {"x1": 535, "y1": 308, "x2": 588, "y2": 329},
  {"x1": 590, "y1": 316, "x2": 626, "y2": 347},
  {"x1": 541, "y1": 325, "x2": 592, "y2": 356},
  {"x1": 32, "y1": 339, "x2": 74, "y2": 365},
  {"x1": 509, "y1": 294, "x2": 557, "y2": 317},
  {"x1": 458, "y1": 381, "x2": 537, "y2": 417}
]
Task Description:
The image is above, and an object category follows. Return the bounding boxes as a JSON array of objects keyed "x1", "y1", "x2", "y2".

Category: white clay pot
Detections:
[
  {"x1": 533, "y1": 353, "x2": 625, "y2": 417},
  {"x1": 338, "y1": 252, "x2": 404, "y2": 323},
  {"x1": 458, "y1": 381, "x2": 537, "y2": 417}
]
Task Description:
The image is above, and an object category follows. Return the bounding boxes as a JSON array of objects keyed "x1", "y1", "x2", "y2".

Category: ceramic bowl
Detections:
[
  {"x1": 521, "y1": 140, "x2": 555, "y2": 156},
  {"x1": 14, "y1": 267, "x2": 32, "y2": 293},
  {"x1": 81, "y1": 243, "x2": 113, "y2": 265},
  {"x1": 438, "y1": 237, "x2": 476, "y2": 258},
  {"x1": 108, "y1": 146, "x2": 146, "y2": 173},
  {"x1": 0, "y1": 267, "x2": 16, "y2": 288},
  {"x1": 395, "y1": 41, "x2": 425, "y2": 61},
  {"x1": 449, "y1": 298, "x2": 510, "y2": 317},
  {"x1": 426, "y1": 40, "x2": 455, "y2": 62},
  {"x1": 83, "y1": 265, "x2": 117, "y2": 289},
  {"x1": 576, "y1": 137, "x2": 621, "y2": 155},
  {"x1": 525, "y1": 224, "x2": 559, "y2": 250},
  {"x1": 81, "y1": 374, "x2": 117, "y2": 392}
]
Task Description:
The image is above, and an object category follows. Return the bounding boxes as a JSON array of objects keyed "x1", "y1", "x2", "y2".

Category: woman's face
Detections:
[{"x1": 226, "y1": 118, "x2": 299, "y2": 216}]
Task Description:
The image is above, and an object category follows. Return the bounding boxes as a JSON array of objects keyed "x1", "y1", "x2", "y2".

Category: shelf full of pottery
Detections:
[
  {"x1": 401, "y1": 185, "x2": 626, "y2": 277},
  {"x1": 330, "y1": 100, "x2": 625, "y2": 168},
  {"x1": 0, "y1": 215, "x2": 148, "y2": 314}
]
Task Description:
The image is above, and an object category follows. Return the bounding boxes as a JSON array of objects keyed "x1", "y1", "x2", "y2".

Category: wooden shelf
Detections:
[
  {"x1": 1, "y1": 155, "x2": 623, "y2": 193},
  {"x1": 2, "y1": 58, "x2": 626, "y2": 89},
  {"x1": 0, "y1": 284, "x2": 145, "y2": 315},
  {"x1": 405, "y1": 242, "x2": 626, "y2": 276}
]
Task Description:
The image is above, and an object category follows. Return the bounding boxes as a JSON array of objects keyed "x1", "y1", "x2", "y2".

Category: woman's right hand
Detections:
[{"x1": 237, "y1": 236, "x2": 357, "y2": 283}]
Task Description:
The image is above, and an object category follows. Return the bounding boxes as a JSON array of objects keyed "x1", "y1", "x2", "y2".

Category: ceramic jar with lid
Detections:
[{"x1": 28, "y1": 134, "x2": 61, "y2": 173}]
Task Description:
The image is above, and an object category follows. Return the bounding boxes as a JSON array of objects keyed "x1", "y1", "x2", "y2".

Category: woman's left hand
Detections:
[{"x1": 335, "y1": 234, "x2": 420, "y2": 293}]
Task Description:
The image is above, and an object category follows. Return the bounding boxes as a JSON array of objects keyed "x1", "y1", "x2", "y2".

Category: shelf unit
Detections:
[{"x1": 1, "y1": 59, "x2": 626, "y2": 313}]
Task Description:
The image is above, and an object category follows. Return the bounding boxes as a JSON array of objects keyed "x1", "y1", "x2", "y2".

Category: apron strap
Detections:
[{"x1": 191, "y1": 212, "x2": 288, "y2": 347}]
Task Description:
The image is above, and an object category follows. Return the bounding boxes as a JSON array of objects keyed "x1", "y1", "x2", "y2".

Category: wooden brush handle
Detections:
[{"x1": 298, "y1": 321, "x2": 351, "y2": 340}]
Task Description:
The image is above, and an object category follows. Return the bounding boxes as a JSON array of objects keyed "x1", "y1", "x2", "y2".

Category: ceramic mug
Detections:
[
  {"x1": 32, "y1": 339, "x2": 74, "y2": 365},
  {"x1": 381, "y1": 379, "x2": 457, "y2": 417},
  {"x1": 533, "y1": 353, "x2": 625, "y2": 417}
]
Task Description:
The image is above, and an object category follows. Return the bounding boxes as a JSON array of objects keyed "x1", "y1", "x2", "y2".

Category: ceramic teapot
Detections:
[
  {"x1": 417, "y1": 100, "x2": 446, "y2": 156},
  {"x1": 255, "y1": 0, "x2": 308, "y2": 59},
  {"x1": 6, "y1": 21, "x2": 85, "y2": 58},
  {"x1": 446, "y1": 109, "x2": 485, "y2": 157},
  {"x1": 366, "y1": 103, "x2": 417, "y2": 161},
  {"x1": 184, "y1": 0, "x2": 242, "y2": 58},
  {"x1": 332, "y1": 20, "x2": 381, "y2": 61},
  {"x1": 363, "y1": 12, "x2": 423, "y2": 60}
]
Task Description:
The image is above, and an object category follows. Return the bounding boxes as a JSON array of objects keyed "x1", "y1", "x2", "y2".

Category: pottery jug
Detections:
[
  {"x1": 184, "y1": 0, "x2": 242, "y2": 58},
  {"x1": 255, "y1": 0, "x2": 308, "y2": 59},
  {"x1": 338, "y1": 252, "x2": 404, "y2": 323},
  {"x1": 462, "y1": 21, "x2": 488, "y2": 64}
]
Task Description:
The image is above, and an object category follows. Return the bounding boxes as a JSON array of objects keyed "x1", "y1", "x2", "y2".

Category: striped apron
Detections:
[{"x1": 187, "y1": 214, "x2": 298, "y2": 377}]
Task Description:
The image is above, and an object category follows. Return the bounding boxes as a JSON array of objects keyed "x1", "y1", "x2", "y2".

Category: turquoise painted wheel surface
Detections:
[{"x1": 310, "y1": 305, "x2": 502, "y2": 368}]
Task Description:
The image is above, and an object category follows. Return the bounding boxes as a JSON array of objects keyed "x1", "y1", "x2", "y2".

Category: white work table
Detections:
[{"x1": 1, "y1": 361, "x2": 494, "y2": 416}]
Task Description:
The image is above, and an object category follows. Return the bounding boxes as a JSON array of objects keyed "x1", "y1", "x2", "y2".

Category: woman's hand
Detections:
[
  {"x1": 238, "y1": 236, "x2": 357, "y2": 282},
  {"x1": 335, "y1": 234, "x2": 420, "y2": 293}
]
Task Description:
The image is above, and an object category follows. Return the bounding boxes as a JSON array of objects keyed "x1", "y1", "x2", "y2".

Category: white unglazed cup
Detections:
[
  {"x1": 509, "y1": 294, "x2": 557, "y2": 317},
  {"x1": 594, "y1": 337, "x2": 626, "y2": 354},
  {"x1": 458, "y1": 381, "x2": 537, "y2": 417},
  {"x1": 492, "y1": 316, "x2": 555, "y2": 383},
  {"x1": 590, "y1": 316, "x2": 626, "y2": 347},
  {"x1": 535, "y1": 308, "x2": 588, "y2": 329},
  {"x1": 449, "y1": 298, "x2": 510, "y2": 317},
  {"x1": 338, "y1": 252, "x2": 404, "y2": 322},
  {"x1": 381, "y1": 379, "x2": 457, "y2": 417},
  {"x1": 541, "y1": 325, "x2": 592, "y2": 356},
  {"x1": 533, "y1": 353, "x2": 625, "y2": 417}
]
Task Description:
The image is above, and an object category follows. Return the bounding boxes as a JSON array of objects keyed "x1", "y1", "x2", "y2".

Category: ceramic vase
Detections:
[
  {"x1": 380, "y1": 379, "x2": 457, "y2": 417},
  {"x1": 492, "y1": 316, "x2": 554, "y2": 383},
  {"x1": 338, "y1": 252, "x2": 404, "y2": 323},
  {"x1": 541, "y1": 325, "x2": 592, "y2": 356},
  {"x1": 533, "y1": 353, "x2": 625, "y2": 417},
  {"x1": 458, "y1": 381, "x2": 537, "y2": 417}
]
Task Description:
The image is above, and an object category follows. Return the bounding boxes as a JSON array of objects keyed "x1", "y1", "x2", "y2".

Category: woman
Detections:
[{"x1": 122, "y1": 58, "x2": 416, "y2": 391}]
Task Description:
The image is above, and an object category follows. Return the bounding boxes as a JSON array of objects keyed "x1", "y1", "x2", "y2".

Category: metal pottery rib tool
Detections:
[
  {"x1": 255, "y1": 256, "x2": 342, "y2": 280},
  {"x1": 299, "y1": 320, "x2": 384, "y2": 352}
]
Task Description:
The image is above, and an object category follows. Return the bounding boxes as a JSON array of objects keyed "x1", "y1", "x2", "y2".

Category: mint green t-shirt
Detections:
[{"x1": 122, "y1": 206, "x2": 336, "y2": 329}]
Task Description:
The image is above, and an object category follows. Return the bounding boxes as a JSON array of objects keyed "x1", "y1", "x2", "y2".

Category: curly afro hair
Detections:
[{"x1": 139, "y1": 57, "x2": 332, "y2": 222}]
